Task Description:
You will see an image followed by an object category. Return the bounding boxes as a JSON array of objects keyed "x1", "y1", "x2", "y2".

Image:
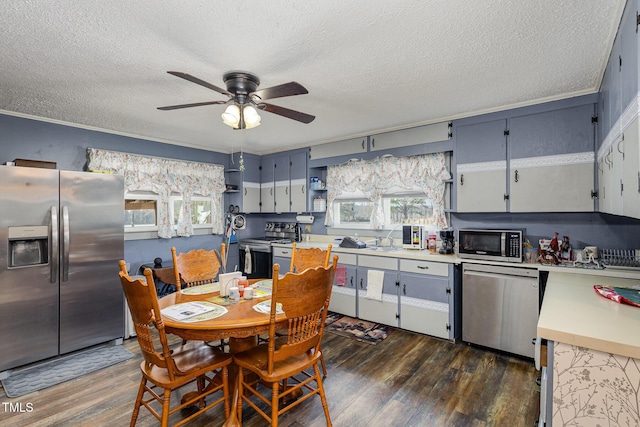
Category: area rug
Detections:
[
  {"x1": 2, "y1": 344, "x2": 134, "y2": 398},
  {"x1": 325, "y1": 312, "x2": 393, "y2": 345}
]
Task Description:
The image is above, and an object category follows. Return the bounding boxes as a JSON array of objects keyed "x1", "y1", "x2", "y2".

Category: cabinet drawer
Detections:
[
  {"x1": 358, "y1": 255, "x2": 397, "y2": 270},
  {"x1": 399, "y1": 259, "x2": 449, "y2": 277},
  {"x1": 336, "y1": 252, "x2": 357, "y2": 266},
  {"x1": 273, "y1": 246, "x2": 293, "y2": 258}
]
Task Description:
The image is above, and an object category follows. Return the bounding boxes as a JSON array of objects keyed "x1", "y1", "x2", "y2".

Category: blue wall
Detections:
[{"x1": 0, "y1": 113, "x2": 231, "y2": 272}]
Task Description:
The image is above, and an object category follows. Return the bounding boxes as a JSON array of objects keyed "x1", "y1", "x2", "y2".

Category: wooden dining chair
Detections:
[
  {"x1": 289, "y1": 242, "x2": 333, "y2": 273},
  {"x1": 287, "y1": 242, "x2": 333, "y2": 377},
  {"x1": 171, "y1": 243, "x2": 225, "y2": 292},
  {"x1": 118, "y1": 260, "x2": 232, "y2": 427},
  {"x1": 233, "y1": 256, "x2": 338, "y2": 427}
]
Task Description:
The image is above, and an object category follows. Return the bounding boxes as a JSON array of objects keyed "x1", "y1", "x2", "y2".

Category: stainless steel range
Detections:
[{"x1": 239, "y1": 222, "x2": 300, "y2": 278}]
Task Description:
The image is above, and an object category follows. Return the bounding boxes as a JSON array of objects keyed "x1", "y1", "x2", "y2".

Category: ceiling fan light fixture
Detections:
[
  {"x1": 221, "y1": 104, "x2": 241, "y2": 128},
  {"x1": 243, "y1": 105, "x2": 261, "y2": 129}
]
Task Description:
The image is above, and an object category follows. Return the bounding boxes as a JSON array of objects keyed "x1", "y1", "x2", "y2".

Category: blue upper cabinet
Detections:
[
  {"x1": 509, "y1": 104, "x2": 595, "y2": 159},
  {"x1": 619, "y1": 2, "x2": 638, "y2": 123},
  {"x1": 261, "y1": 149, "x2": 308, "y2": 213}
]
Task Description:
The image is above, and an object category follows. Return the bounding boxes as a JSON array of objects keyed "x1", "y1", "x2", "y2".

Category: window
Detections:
[
  {"x1": 385, "y1": 195, "x2": 434, "y2": 225},
  {"x1": 171, "y1": 195, "x2": 213, "y2": 228},
  {"x1": 87, "y1": 148, "x2": 226, "y2": 238},
  {"x1": 325, "y1": 152, "x2": 450, "y2": 229},
  {"x1": 125, "y1": 192, "x2": 160, "y2": 232},
  {"x1": 332, "y1": 190, "x2": 437, "y2": 229}
]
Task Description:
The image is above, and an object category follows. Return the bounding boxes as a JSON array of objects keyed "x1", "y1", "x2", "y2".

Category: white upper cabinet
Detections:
[
  {"x1": 309, "y1": 137, "x2": 367, "y2": 160},
  {"x1": 369, "y1": 122, "x2": 450, "y2": 152}
]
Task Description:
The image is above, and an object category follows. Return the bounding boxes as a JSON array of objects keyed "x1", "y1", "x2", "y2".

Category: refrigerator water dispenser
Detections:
[{"x1": 8, "y1": 226, "x2": 48, "y2": 267}]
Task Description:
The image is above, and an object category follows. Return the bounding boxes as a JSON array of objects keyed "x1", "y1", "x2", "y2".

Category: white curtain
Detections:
[
  {"x1": 325, "y1": 153, "x2": 450, "y2": 229},
  {"x1": 87, "y1": 148, "x2": 225, "y2": 238}
]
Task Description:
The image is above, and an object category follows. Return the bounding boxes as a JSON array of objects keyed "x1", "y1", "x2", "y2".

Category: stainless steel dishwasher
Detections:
[{"x1": 462, "y1": 263, "x2": 539, "y2": 358}]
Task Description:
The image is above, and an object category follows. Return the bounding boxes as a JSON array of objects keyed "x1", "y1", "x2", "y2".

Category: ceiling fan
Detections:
[{"x1": 158, "y1": 71, "x2": 315, "y2": 129}]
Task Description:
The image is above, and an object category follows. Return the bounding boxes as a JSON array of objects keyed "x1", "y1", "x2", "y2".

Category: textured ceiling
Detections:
[{"x1": 0, "y1": 1, "x2": 626, "y2": 154}]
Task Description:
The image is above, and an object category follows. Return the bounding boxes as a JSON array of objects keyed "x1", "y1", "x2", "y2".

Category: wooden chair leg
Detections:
[
  {"x1": 161, "y1": 388, "x2": 171, "y2": 427},
  {"x1": 271, "y1": 380, "x2": 281, "y2": 427},
  {"x1": 320, "y1": 353, "x2": 327, "y2": 378},
  {"x1": 314, "y1": 363, "x2": 332, "y2": 427},
  {"x1": 130, "y1": 378, "x2": 146, "y2": 427}
]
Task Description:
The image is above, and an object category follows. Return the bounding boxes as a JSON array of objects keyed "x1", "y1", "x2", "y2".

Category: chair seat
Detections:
[
  {"x1": 141, "y1": 342, "x2": 232, "y2": 388},
  {"x1": 234, "y1": 341, "x2": 322, "y2": 383}
]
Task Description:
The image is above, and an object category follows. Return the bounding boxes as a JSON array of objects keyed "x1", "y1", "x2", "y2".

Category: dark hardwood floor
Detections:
[{"x1": 1, "y1": 327, "x2": 540, "y2": 426}]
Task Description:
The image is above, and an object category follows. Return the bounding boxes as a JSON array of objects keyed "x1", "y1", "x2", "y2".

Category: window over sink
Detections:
[
  {"x1": 332, "y1": 189, "x2": 437, "y2": 229},
  {"x1": 326, "y1": 153, "x2": 450, "y2": 230}
]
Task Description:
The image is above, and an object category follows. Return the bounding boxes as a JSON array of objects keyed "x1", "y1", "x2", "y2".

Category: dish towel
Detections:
[
  {"x1": 336, "y1": 265, "x2": 347, "y2": 286},
  {"x1": 244, "y1": 247, "x2": 252, "y2": 275},
  {"x1": 366, "y1": 270, "x2": 384, "y2": 301}
]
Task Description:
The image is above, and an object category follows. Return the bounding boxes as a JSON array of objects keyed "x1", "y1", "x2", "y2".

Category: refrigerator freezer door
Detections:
[
  {"x1": 0, "y1": 166, "x2": 60, "y2": 371},
  {"x1": 59, "y1": 171, "x2": 124, "y2": 354}
]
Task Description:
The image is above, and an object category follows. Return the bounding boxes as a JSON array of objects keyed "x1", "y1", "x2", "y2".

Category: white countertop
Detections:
[
  {"x1": 537, "y1": 271, "x2": 640, "y2": 359},
  {"x1": 276, "y1": 238, "x2": 640, "y2": 277},
  {"x1": 272, "y1": 240, "x2": 460, "y2": 264}
]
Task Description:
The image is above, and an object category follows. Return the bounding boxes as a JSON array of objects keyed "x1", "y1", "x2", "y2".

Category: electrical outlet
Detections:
[{"x1": 305, "y1": 225, "x2": 311, "y2": 232}]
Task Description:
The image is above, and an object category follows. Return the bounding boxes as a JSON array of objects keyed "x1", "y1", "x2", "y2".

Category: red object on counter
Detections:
[{"x1": 594, "y1": 285, "x2": 640, "y2": 308}]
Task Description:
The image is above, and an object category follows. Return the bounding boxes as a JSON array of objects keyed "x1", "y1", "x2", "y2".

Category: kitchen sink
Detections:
[{"x1": 361, "y1": 246, "x2": 402, "y2": 252}]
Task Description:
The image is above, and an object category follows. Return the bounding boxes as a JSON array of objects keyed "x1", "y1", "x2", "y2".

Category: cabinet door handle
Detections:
[
  {"x1": 360, "y1": 278, "x2": 363, "y2": 289},
  {"x1": 244, "y1": 188, "x2": 247, "y2": 196},
  {"x1": 371, "y1": 138, "x2": 375, "y2": 148},
  {"x1": 270, "y1": 188, "x2": 273, "y2": 196},
  {"x1": 637, "y1": 172, "x2": 640, "y2": 194},
  {"x1": 301, "y1": 185, "x2": 305, "y2": 194},
  {"x1": 514, "y1": 170, "x2": 519, "y2": 183},
  {"x1": 285, "y1": 187, "x2": 288, "y2": 195},
  {"x1": 362, "y1": 139, "x2": 365, "y2": 150},
  {"x1": 460, "y1": 174, "x2": 464, "y2": 186},
  {"x1": 350, "y1": 276, "x2": 353, "y2": 287},
  {"x1": 417, "y1": 265, "x2": 429, "y2": 270},
  {"x1": 403, "y1": 284, "x2": 406, "y2": 295}
]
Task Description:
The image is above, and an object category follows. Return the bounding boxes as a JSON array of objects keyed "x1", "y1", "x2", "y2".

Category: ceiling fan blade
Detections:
[
  {"x1": 253, "y1": 82, "x2": 308, "y2": 101},
  {"x1": 167, "y1": 71, "x2": 231, "y2": 96},
  {"x1": 157, "y1": 100, "x2": 227, "y2": 111},
  {"x1": 260, "y1": 102, "x2": 315, "y2": 124}
]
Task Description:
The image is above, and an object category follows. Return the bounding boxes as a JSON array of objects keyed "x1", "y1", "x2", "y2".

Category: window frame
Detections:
[
  {"x1": 124, "y1": 191, "x2": 160, "y2": 233},
  {"x1": 331, "y1": 187, "x2": 436, "y2": 230}
]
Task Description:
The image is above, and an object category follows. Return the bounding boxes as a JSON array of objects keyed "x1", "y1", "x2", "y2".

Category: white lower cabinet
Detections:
[
  {"x1": 357, "y1": 255, "x2": 399, "y2": 326},
  {"x1": 272, "y1": 246, "x2": 293, "y2": 273},
  {"x1": 329, "y1": 253, "x2": 357, "y2": 318},
  {"x1": 325, "y1": 249, "x2": 458, "y2": 340},
  {"x1": 398, "y1": 259, "x2": 453, "y2": 339}
]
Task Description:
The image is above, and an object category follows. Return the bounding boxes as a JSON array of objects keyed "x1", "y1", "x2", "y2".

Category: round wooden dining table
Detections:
[{"x1": 158, "y1": 284, "x2": 287, "y2": 427}]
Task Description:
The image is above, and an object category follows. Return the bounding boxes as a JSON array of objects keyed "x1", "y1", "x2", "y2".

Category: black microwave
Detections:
[{"x1": 458, "y1": 229, "x2": 523, "y2": 263}]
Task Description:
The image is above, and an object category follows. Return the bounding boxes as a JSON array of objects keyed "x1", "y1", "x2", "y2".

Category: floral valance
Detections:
[
  {"x1": 325, "y1": 153, "x2": 450, "y2": 229},
  {"x1": 87, "y1": 148, "x2": 225, "y2": 238}
]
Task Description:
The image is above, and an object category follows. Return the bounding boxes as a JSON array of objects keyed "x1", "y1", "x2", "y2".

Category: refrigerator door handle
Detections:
[
  {"x1": 62, "y1": 205, "x2": 70, "y2": 282},
  {"x1": 51, "y1": 205, "x2": 59, "y2": 283}
]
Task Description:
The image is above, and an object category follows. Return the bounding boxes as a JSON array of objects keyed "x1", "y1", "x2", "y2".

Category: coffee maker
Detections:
[{"x1": 439, "y1": 230, "x2": 455, "y2": 254}]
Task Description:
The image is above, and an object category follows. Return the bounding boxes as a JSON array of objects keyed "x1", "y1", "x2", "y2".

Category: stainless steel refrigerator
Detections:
[{"x1": 0, "y1": 165, "x2": 124, "y2": 372}]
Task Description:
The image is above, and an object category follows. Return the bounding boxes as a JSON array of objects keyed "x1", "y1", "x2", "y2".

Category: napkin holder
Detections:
[{"x1": 218, "y1": 271, "x2": 243, "y2": 297}]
